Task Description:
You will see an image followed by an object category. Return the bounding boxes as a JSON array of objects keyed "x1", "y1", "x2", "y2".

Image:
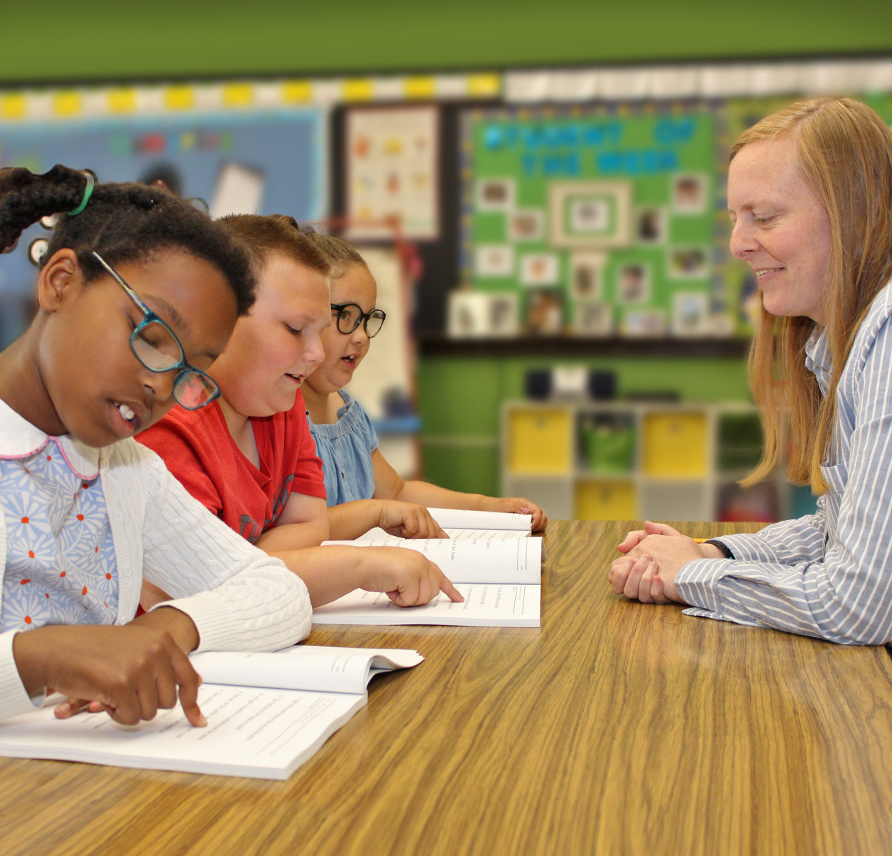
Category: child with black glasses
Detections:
[
  {"x1": 302, "y1": 234, "x2": 548, "y2": 540},
  {"x1": 0, "y1": 166, "x2": 311, "y2": 727}
]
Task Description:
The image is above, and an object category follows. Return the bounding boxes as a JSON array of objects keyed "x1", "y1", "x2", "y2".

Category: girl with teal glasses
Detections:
[{"x1": 0, "y1": 165, "x2": 311, "y2": 727}]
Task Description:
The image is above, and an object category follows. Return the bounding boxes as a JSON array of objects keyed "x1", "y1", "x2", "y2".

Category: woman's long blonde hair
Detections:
[{"x1": 736, "y1": 97, "x2": 892, "y2": 492}]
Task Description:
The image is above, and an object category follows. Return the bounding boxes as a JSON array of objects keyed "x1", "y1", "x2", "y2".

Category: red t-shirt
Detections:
[{"x1": 137, "y1": 390, "x2": 326, "y2": 543}]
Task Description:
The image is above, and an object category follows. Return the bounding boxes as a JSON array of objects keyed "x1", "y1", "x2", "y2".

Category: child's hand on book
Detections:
[
  {"x1": 13, "y1": 610, "x2": 205, "y2": 728},
  {"x1": 377, "y1": 500, "x2": 448, "y2": 540},
  {"x1": 488, "y1": 497, "x2": 548, "y2": 532},
  {"x1": 356, "y1": 547, "x2": 464, "y2": 607}
]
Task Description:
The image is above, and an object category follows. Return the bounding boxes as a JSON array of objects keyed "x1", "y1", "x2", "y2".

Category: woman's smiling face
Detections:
[
  {"x1": 727, "y1": 133, "x2": 832, "y2": 324},
  {"x1": 37, "y1": 248, "x2": 238, "y2": 447}
]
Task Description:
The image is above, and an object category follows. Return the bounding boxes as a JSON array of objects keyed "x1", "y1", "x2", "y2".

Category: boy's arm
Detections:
[
  {"x1": 255, "y1": 491, "x2": 330, "y2": 551},
  {"x1": 326, "y1": 496, "x2": 447, "y2": 541},
  {"x1": 259, "y1": 544, "x2": 462, "y2": 608}
]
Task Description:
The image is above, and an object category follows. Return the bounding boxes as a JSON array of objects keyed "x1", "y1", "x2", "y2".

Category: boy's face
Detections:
[
  {"x1": 35, "y1": 249, "x2": 238, "y2": 447},
  {"x1": 304, "y1": 265, "x2": 378, "y2": 398},
  {"x1": 209, "y1": 254, "x2": 331, "y2": 418}
]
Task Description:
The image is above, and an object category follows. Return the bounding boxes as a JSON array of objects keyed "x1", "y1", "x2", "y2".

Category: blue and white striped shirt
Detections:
[{"x1": 676, "y1": 280, "x2": 892, "y2": 645}]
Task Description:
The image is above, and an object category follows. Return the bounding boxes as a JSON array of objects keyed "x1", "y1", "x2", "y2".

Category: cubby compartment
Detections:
[
  {"x1": 640, "y1": 481, "x2": 711, "y2": 522},
  {"x1": 642, "y1": 411, "x2": 709, "y2": 478},
  {"x1": 576, "y1": 478, "x2": 637, "y2": 520},
  {"x1": 506, "y1": 407, "x2": 572, "y2": 474}
]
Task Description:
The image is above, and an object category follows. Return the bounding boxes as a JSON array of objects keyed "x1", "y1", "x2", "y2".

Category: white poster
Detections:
[{"x1": 346, "y1": 106, "x2": 440, "y2": 240}]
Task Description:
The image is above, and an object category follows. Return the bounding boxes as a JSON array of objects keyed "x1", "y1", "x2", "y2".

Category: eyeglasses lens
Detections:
[
  {"x1": 174, "y1": 372, "x2": 219, "y2": 410},
  {"x1": 335, "y1": 306, "x2": 361, "y2": 334},
  {"x1": 366, "y1": 310, "x2": 386, "y2": 337},
  {"x1": 132, "y1": 320, "x2": 183, "y2": 371}
]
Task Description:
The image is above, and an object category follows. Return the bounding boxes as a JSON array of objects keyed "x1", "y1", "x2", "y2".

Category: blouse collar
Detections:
[{"x1": 0, "y1": 397, "x2": 101, "y2": 480}]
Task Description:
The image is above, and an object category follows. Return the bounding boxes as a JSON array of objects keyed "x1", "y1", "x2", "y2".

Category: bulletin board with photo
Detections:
[{"x1": 456, "y1": 105, "x2": 727, "y2": 339}]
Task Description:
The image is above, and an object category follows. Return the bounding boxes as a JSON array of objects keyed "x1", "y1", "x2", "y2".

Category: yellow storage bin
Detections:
[
  {"x1": 575, "y1": 479, "x2": 637, "y2": 520},
  {"x1": 642, "y1": 412, "x2": 708, "y2": 477},
  {"x1": 507, "y1": 408, "x2": 571, "y2": 474}
]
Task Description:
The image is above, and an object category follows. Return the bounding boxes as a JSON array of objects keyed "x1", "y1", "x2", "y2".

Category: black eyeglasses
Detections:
[
  {"x1": 330, "y1": 303, "x2": 387, "y2": 338},
  {"x1": 93, "y1": 252, "x2": 222, "y2": 410}
]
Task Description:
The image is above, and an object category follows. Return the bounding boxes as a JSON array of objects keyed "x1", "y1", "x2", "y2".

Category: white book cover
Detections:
[{"x1": 0, "y1": 646, "x2": 422, "y2": 781}]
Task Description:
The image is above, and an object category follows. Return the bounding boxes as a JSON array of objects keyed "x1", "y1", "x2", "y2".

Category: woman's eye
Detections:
[{"x1": 287, "y1": 325, "x2": 302, "y2": 336}]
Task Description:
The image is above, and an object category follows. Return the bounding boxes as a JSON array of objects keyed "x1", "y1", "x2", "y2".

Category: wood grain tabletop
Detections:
[{"x1": 2, "y1": 519, "x2": 892, "y2": 856}]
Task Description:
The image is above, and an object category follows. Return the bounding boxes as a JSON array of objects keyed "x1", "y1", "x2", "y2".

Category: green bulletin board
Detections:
[{"x1": 459, "y1": 105, "x2": 738, "y2": 339}]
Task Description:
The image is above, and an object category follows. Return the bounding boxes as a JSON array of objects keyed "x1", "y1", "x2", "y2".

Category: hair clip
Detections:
[{"x1": 67, "y1": 171, "x2": 95, "y2": 217}]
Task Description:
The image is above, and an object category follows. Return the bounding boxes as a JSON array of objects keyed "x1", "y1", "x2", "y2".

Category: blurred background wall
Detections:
[{"x1": 2, "y1": 0, "x2": 891, "y2": 522}]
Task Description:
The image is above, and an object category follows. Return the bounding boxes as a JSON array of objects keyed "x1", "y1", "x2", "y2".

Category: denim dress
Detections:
[{"x1": 306, "y1": 391, "x2": 379, "y2": 507}]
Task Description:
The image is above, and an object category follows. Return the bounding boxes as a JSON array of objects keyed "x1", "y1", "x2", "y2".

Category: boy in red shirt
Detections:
[{"x1": 139, "y1": 215, "x2": 460, "y2": 610}]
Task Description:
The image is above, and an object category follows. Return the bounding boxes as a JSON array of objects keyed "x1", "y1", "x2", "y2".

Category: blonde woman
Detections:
[{"x1": 609, "y1": 97, "x2": 892, "y2": 645}]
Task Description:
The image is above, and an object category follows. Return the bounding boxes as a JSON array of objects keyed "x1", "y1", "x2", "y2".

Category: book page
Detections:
[
  {"x1": 427, "y1": 508, "x2": 532, "y2": 532},
  {"x1": 0, "y1": 684, "x2": 365, "y2": 781},
  {"x1": 189, "y1": 646, "x2": 424, "y2": 695},
  {"x1": 321, "y1": 537, "x2": 542, "y2": 584},
  {"x1": 313, "y1": 584, "x2": 540, "y2": 627},
  {"x1": 444, "y1": 528, "x2": 530, "y2": 541}
]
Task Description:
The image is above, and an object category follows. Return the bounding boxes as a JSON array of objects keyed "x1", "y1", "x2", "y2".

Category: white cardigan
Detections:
[{"x1": 0, "y1": 401, "x2": 312, "y2": 720}]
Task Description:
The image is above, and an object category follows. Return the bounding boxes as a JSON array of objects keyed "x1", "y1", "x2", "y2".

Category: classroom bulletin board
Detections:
[{"x1": 457, "y1": 105, "x2": 725, "y2": 339}]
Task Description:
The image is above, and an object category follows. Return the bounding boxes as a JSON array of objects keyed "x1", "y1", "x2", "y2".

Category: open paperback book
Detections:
[
  {"x1": 315, "y1": 534, "x2": 543, "y2": 628},
  {"x1": 0, "y1": 645, "x2": 423, "y2": 781}
]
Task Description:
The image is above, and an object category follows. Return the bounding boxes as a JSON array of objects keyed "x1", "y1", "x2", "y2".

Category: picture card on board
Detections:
[
  {"x1": 475, "y1": 244, "x2": 514, "y2": 278},
  {"x1": 520, "y1": 253, "x2": 560, "y2": 286},
  {"x1": 549, "y1": 181, "x2": 632, "y2": 248}
]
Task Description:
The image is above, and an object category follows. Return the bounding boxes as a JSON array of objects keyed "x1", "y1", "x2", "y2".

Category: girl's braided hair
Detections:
[{"x1": 0, "y1": 164, "x2": 256, "y2": 315}]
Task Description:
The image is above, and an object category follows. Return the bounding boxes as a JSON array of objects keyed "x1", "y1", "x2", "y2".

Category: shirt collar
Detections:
[
  {"x1": 0, "y1": 397, "x2": 100, "y2": 480},
  {"x1": 804, "y1": 326, "x2": 831, "y2": 392}
]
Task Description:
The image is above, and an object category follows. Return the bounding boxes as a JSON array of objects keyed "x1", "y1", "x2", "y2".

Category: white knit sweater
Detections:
[{"x1": 0, "y1": 399, "x2": 312, "y2": 720}]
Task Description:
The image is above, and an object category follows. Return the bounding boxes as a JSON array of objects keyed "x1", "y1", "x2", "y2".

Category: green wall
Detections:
[{"x1": 1, "y1": 1, "x2": 891, "y2": 83}]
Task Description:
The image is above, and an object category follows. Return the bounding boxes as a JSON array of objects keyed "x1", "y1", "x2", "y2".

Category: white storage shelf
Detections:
[{"x1": 502, "y1": 400, "x2": 790, "y2": 523}]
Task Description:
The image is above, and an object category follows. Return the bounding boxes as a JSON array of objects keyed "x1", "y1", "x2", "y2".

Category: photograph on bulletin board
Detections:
[
  {"x1": 457, "y1": 104, "x2": 737, "y2": 340},
  {"x1": 0, "y1": 108, "x2": 327, "y2": 348},
  {"x1": 345, "y1": 106, "x2": 440, "y2": 241}
]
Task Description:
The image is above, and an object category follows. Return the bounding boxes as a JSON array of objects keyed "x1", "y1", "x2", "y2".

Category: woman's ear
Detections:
[{"x1": 36, "y1": 249, "x2": 82, "y2": 313}]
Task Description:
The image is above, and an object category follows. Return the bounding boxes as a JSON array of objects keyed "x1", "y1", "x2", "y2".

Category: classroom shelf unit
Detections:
[{"x1": 501, "y1": 400, "x2": 793, "y2": 522}]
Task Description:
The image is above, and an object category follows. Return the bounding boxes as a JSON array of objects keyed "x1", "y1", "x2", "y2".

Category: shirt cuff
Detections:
[
  {"x1": 0, "y1": 630, "x2": 44, "y2": 722},
  {"x1": 675, "y1": 558, "x2": 737, "y2": 617}
]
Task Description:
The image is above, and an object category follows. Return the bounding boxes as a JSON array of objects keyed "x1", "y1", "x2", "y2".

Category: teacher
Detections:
[{"x1": 609, "y1": 96, "x2": 892, "y2": 645}]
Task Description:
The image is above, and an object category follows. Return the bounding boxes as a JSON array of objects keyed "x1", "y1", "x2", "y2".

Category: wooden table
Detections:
[{"x1": 3, "y1": 520, "x2": 892, "y2": 855}]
